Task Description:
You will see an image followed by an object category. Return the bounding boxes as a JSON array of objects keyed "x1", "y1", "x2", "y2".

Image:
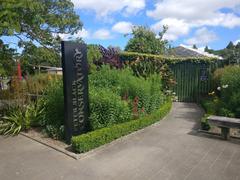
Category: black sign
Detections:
[{"x1": 61, "y1": 41, "x2": 89, "y2": 144}]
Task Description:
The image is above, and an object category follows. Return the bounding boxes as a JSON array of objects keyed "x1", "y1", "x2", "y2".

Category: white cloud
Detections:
[
  {"x1": 57, "y1": 28, "x2": 89, "y2": 40},
  {"x1": 234, "y1": 39, "x2": 240, "y2": 45},
  {"x1": 56, "y1": 28, "x2": 113, "y2": 40},
  {"x1": 151, "y1": 18, "x2": 190, "y2": 41},
  {"x1": 71, "y1": 0, "x2": 145, "y2": 18},
  {"x1": 92, "y1": 29, "x2": 113, "y2": 40},
  {"x1": 185, "y1": 27, "x2": 218, "y2": 46},
  {"x1": 112, "y1": 21, "x2": 133, "y2": 34},
  {"x1": 147, "y1": 0, "x2": 240, "y2": 40}
]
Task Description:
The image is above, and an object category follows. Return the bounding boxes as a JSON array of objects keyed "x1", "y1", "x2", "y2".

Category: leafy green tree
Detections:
[
  {"x1": 206, "y1": 41, "x2": 240, "y2": 65},
  {"x1": 0, "y1": 0, "x2": 82, "y2": 74},
  {"x1": 0, "y1": 0, "x2": 82, "y2": 49},
  {"x1": 236, "y1": 42, "x2": 240, "y2": 49},
  {"x1": 0, "y1": 40, "x2": 16, "y2": 76},
  {"x1": 125, "y1": 26, "x2": 168, "y2": 55},
  {"x1": 20, "y1": 42, "x2": 60, "y2": 74},
  {"x1": 87, "y1": 44, "x2": 102, "y2": 72},
  {"x1": 204, "y1": 46, "x2": 209, "y2": 52},
  {"x1": 192, "y1": 44, "x2": 198, "y2": 49},
  {"x1": 226, "y1": 41, "x2": 235, "y2": 49}
]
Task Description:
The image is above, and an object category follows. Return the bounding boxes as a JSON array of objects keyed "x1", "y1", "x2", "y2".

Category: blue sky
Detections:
[
  {"x1": 68, "y1": 0, "x2": 240, "y2": 50},
  {"x1": 2, "y1": 0, "x2": 240, "y2": 51}
]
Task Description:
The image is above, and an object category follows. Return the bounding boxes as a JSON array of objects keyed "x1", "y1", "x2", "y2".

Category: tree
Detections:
[
  {"x1": 0, "y1": 0, "x2": 82, "y2": 49},
  {"x1": 236, "y1": 42, "x2": 240, "y2": 49},
  {"x1": 125, "y1": 26, "x2": 168, "y2": 55},
  {"x1": 204, "y1": 46, "x2": 209, "y2": 52},
  {"x1": 226, "y1": 41, "x2": 235, "y2": 49},
  {"x1": 192, "y1": 44, "x2": 198, "y2": 49},
  {"x1": 20, "y1": 42, "x2": 60, "y2": 74},
  {"x1": 87, "y1": 44, "x2": 102, "y2": 72},
  {"x1": 0, "y1": 40, "x2": 16, "y2": 76}
]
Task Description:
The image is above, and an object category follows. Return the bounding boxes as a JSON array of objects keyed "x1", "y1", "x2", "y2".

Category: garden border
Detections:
[{"x1": 20, "y1": 101, "x2": 172, "y2": 160}]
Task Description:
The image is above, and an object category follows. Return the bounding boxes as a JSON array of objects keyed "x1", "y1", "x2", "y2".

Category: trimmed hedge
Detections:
[
  {"x1": 71, "y1": 100, "x2": 172, "y2": 153},
  {"x1": 119, "y1": 51, "x2": 218, "y2": 64}
]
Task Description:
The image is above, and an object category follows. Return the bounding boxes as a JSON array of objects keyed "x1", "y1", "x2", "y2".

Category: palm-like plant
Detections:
[
  {"x1": 0, "y1": 108, "x2": 26, "y2": 136},
  {"x1": 0, "y1": 101, "x2": 44, "y2": 136}
]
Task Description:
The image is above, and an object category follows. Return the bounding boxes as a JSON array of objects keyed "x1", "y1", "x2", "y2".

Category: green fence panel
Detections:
[{"x1": 170, "y1": 60, "x2": 225, "y2": 102}]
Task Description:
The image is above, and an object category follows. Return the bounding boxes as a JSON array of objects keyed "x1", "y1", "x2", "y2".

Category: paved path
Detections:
[{"x1": 1, "y1": 103, "x2": 240, "y2": 180}]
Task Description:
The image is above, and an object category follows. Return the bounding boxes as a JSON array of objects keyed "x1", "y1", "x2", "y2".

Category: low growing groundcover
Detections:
[{"x1": 72, "y1": 100, "x2": 172, "y2": 153}]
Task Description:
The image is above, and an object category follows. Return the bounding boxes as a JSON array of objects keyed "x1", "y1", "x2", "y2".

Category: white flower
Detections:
[
  {"x1": 222, "y1": 84, "x2": 229, "y2": 89},
  {"x1": 165, "y1": 90, "x2": 171, "y2": 94},
  {"x1": 172, "y1": 92, "x2": 176, "y2": 95},
  {"x1": 217, "y1": 87, "x2": 221, "y2": 91}
]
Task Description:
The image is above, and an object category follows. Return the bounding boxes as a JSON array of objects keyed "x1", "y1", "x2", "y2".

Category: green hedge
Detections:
[
  {"x1": 72, "y1": 100, "x2": 172, "y2": 153},
  {"x1": 119, "y1": 51, "x2": 218, "y2": 64}
]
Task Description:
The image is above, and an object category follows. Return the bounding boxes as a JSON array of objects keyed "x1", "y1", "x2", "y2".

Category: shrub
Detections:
[
  {"x1": 89, "y1": 87, "x2": 131, "y2": 130},
  {"x1": 39, "y1": 80, "x2": 65, "y2": 139},
  {"x1": 0, "y1": 89, "x2": 13, "y2": 100},
  {"x1": 213, "y1": 65, "x2": 240, "y2": 118},
  {"x1": 25, "y1": 73, "x2": 61, "y2": 95},
  {"x1": 72, "y1": 100, "x2": 172, "y2": 153},
  {"x1": 201, "y1": 115, "x2": 210, "y2": 131},
  {"x1": 213, "y1": 67, "x2": 225, "y2": 89},
  {"x1": 200, "y1": 97, "x2": 220, "y2": 115},
  {"x1": 89, "y1": 66, "x2": 165, "y2": 115},
  {"x1": 0, "y1": 105, "x2": 31, "y2": 136},
  {"x1": 23, "y1": 65, "x2": 166, "y2": 140},
  {"x1": 124, "y1": 26, "x2": 167, "y2": 55}
]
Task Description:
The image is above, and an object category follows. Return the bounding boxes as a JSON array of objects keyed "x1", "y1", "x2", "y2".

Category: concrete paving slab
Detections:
[{"x1": 0, "y1": 102, "x2": 240, "y2": 180}]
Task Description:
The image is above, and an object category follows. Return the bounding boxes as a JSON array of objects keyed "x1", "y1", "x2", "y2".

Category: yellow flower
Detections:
[{"x1": 208, "y1": 91, "x2": 215, "y2": 96}]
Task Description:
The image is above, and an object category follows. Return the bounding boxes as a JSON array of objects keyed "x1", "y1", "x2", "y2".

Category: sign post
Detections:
[{"x1": 61, "y1": 41, "x2": 89, "y2": 144}]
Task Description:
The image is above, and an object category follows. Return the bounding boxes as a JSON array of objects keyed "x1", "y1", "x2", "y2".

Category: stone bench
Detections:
[{"x1": 207, "y1": 115, "x2": 240, "y2": 140}]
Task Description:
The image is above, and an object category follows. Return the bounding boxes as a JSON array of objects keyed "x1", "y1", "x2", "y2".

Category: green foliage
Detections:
[
  {"x1": 120, "y1": 51, "x2": 218, "y2": 64},
  {"x1": 0, "y1": 89, "x2": 13, "y2": 100},
  {"x1": 204, "y1": 46, "x2": 209, "y2": 52},
  {"x1": 0, "y1": 107, "x2": 26, "y2": 136},
  {"x1": 72, "y1": 100, "x2": 172, "y2": 153},
  {"x1": 203, "y1": 65, "x2": 240, "y2": 118},
  {"x1": 0, "y1": 0, "x2": 82, "y2": 47},
  {"x1": 205, "y1": 41, "x2": 240, "y2": 65},
  {"x1": 0, "y1": 0, "x2": 82, "y2": 75},
  {"x1": 201, "y1": 115, "x2": 210, "y2": 131},
  {"x1": 87, "y1": 44, "x2": 102, "y2": 72},
  {"x1": 27, "y1": 100, "x2": 46, "y2": 127},
  {"x1": 192, "y1": 44, "x2": 198, "y2": 49},
  {"x1": 32, "y1": 65, "x2": 166, "y2": 139},
  {"x1": 39, "y1": 80, "x2": 64, "y2": 139},
  {"x1": 89, "y1": 66, "x2": 165, "y2": 114},
  {"x1": 0, "y1": 41, "x2": 15, "y2": 76},
  {"x1": 20, "y1": 43, "x2": 60, "y2": 73},
  {"x1": 120, "y1": 51, "x2": 220, "y2": 91},
  {"x1": 125, "y1": 26, "x2": 168, "y2": 55},
  {"x1": 0, "y1": 104, "x2": 35, "y2": 136},
  {"x1": 219, "y1": 66, "x2": 240, "y2": 117},
  {"x1": 200, "y1": 97, "x2": 221, "y2": 115},
  {"x1": 89, "y1": 88, "x2": 131, "y2": 130},
  {"x1": 25, "y1": 73, "x2": 61, "y2": 95},
  {"x1": 226, "y1": 41, "x2": 234, "y2": 49}
]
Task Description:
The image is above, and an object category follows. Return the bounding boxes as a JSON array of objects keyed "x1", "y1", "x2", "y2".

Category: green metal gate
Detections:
[{"x1": 171, "y1": 60, "x2": 225, "y2": 102}]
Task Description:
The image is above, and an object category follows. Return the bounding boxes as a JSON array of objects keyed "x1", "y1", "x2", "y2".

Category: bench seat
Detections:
[{"x1": 207, "y1": 115, "x2": 240, "y2": 140}]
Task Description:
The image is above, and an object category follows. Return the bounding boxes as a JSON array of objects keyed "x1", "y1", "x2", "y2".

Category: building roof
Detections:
[{"x1": 170, "y1": 45, "x2": 223, "y2": 59}]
